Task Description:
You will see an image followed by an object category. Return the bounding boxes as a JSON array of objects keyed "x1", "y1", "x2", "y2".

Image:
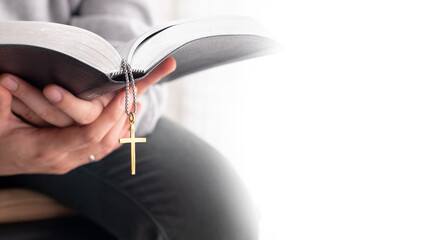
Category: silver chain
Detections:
[{"x1": 121, "y1": 59, "x2": 137, "y2": 116}]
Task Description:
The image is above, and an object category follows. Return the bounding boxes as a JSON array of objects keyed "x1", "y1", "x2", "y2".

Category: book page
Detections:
[
  {"x1": 128, "y1": 16, "x2": 276, "y2": 81},
  {"x1": 0, "y1": 21, "x2": 122, "y2": 73}
]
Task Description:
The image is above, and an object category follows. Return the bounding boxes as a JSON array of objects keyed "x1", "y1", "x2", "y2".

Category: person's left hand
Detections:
[
  {"x1": 0, "y1": 57, "x2": 176, "y2": 127},
  {"x1": 0, "y1": 85, "x2": 140, "y2": 175}
]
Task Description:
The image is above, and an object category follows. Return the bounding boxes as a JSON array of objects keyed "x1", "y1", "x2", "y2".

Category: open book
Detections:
[{"x1": 0, "y1": 16, "x2": 277, "y2": 100}]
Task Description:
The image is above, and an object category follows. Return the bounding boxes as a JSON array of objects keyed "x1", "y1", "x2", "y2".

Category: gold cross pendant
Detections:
[{"x1": 119, "y1": 113, "x2": 146, "y2": 175}]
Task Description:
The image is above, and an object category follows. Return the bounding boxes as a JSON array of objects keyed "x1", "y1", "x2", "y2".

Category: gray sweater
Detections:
[{"x1": 0, "y1": 0, "x2": 167, "y2": 136}]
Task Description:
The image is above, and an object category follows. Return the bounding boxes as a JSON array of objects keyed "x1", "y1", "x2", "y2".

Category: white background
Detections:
[{"x1": 151, "y1": 0, "x2": 426, "y2": 239}]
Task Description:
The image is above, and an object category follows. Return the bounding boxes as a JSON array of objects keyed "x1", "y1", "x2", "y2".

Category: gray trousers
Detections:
[{"x1": 0, "y1": 117, "x2": 259, "y2": 240}]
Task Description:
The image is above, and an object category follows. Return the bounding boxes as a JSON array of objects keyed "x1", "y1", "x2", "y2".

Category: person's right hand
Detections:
[
  {"x1": 0, "y1": 85, "x2": 135, "y2": 176},
  {"x1": 0, "y1": 57, "x2": 176, "y2": 128}
]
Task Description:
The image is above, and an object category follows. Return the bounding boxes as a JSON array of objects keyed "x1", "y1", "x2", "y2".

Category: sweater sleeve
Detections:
[{"x1": 70, "y1": 0, "x2": 167, "y2": 136}]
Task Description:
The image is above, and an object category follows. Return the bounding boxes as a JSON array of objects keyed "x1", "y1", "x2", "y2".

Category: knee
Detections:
[
  {"x1": 164, "y1": 153, "x2": 260, "y2": 240},
  {"x1": 140, "y1": 118, "x2": 260, "y2": 239}
]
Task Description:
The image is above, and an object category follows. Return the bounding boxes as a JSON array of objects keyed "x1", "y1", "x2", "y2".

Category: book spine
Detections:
[{"x1": 109, "y1": 66, "x2": 144, "y2": 80}]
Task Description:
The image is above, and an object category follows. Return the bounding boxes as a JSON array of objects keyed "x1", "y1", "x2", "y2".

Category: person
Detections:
[{"x1": 0, "y1": 0, "x2": 259, "y2": 239}]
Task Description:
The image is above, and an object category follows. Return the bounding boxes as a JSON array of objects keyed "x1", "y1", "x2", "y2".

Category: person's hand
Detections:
[
  {"x1": 0, "y1": 57, "x2": 176, "y2": 176},
  {"x1": 0, "y1": 85, "x2": 136, "y2": 176},
  {"x1": 0, "y1": 57, "x2": 176, "y2": 127}
]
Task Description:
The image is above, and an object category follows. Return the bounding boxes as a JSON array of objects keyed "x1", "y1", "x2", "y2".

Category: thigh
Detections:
[{"x1": 0, "y1": 117, "x2": 259, "y2": 240}]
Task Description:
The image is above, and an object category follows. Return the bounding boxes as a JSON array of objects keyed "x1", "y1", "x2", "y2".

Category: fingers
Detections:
[
  {"x1": 0, "y1": 85, "x2": 12, "y2": 121},
  {"x1": 11, "y1": 97, "x2": 51, "y2": 127},
  {"x1": 0, "y1": 58, "x2": 175, "y2": 129},
  {"x1": 9, "y1": 93, "x2": 139, "y2": 175},
  {"x1": 39, "y1": 57, "x2": 175, "y2": 126},
  {"x1": 6, "y1": 94, "x2": 128, "y2": 175},
  {"x1": 43, "y1": 85, "x2": 106, "y2": 125},
  {"x1": 0, "y1": 74, "x2": 74, "y2": 127},
  {"x1": 60, "y1": 105, "x2": 130, "y2": 171},
  {"x1": 135, "y1": 57, "x2": 176, "y2": 95},
  {"x1": 43, "y1": 90, "x2": 127, "y2": 153},
  {"x1": 45, "y1": 102, "x2": 141, "y2": 174}
]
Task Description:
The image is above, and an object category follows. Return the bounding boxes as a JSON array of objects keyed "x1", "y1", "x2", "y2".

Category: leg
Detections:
[{"x1": 0, "y1": 117, "x2": 259, "y2": 240}]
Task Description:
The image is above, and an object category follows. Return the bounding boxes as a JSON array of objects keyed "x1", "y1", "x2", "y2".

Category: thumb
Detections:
[
  {"x1": 0, "y1": 85, "x2": 12, "y2": 120},
  {"x1": 135, "y1": 57, "x2": 176, "y2": 96}
]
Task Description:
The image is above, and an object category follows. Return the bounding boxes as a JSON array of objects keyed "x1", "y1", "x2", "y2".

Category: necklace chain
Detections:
[{"x1": 121, "y1": 59, "x2": 137, "y2": 116}]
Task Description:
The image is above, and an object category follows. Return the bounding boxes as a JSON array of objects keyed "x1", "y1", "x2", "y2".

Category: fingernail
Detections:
[
  {"x1": 44, "y1": 87, "x2": 62, "y2": 103},
  {"x1": 1, "y1": 77, "x2": 18, "y2": 91}
]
